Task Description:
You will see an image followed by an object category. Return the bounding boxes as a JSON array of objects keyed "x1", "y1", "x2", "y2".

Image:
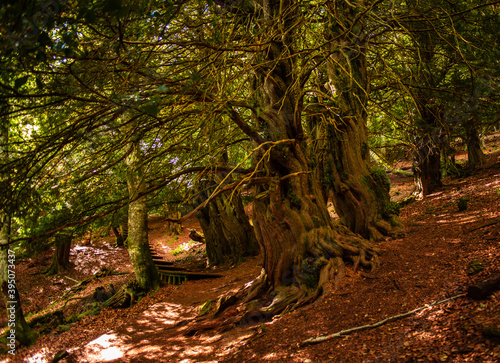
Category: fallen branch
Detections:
[
  {"x1": 301, "y1": 293, "x2": 466, "y2": 346},
  {"x1": 65, "y1": 276, "x2": 81, "y2": 284}
]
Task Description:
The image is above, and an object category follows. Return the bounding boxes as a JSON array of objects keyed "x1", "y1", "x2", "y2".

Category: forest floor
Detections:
[{"x1": 2, "y1": 135, "x2": 500, "y2": 363}]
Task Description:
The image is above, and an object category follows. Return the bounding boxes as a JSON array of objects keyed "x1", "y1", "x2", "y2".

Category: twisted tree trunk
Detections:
[
  {"x1": 234, "y1": 0, "x2": 379, "y2": 315},
  {"x1": 465, "y1": 121, "x2": 486, "y2": 168},
  {"x1": 310, "y1": 1, "x2": 400, "y2": 241},
  {"x1": 412, "y1": 132, "x2": 443, "y2": 199},
  {"x1": 43, "y1": 233, "x2": 72, "y2": 276},
  {"x1": 196, "y1": 175, "x2": 259, "y2": 266}
]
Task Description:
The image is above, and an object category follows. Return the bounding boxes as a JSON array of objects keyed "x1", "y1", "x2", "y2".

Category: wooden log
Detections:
[{"x1": 467, "y1": 273, "x2": 500, "y2": 300}]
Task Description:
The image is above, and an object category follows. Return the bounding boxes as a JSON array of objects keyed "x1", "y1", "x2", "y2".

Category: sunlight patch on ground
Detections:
[
  {"x1": 23, "y1": 347, "x2": 50, "y2": 362},
  {"x1": 82, "y1": 333, "x2": 125, "y2": 361},
  {"x1": 181, "y1": 345, "x2": 214, "y2": 357},
  {"x1": 435, "y1": 210, "x2": 495, "y2": 226},
  {"x1": 140, "y1": 302, "x2": 194, "y2": 322},
  {"x1": 213, "y1": 331, "x2": 254, "y2": 359},
  {"x1": 72, "y1": 242, "x2": 130, "y2": 275}
]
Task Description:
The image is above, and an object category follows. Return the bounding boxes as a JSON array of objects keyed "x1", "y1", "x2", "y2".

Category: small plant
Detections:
[
  {"x1": 171, "y1": 241, "x2": 199, "y2": 256},
  {"x1": 198, "y1": 300, "x2": 213, "y2": 316},
  {"x1": 467, "y1": 258, "x2": 485, "y2": 275}
]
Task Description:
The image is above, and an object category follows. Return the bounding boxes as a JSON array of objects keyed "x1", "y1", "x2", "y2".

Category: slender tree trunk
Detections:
[
  {"x1": 125, "y1": 140, "x2": 159, "y2": 291},
  {"x1": 120, "y1": 212, "x2": 129, "y2": 246},
  {"x1": 195, "y1": 175, "x2": 259, "y2": 266},
  {"x1": 112, "y1": 227, "x2": 125, "y2": 247},
  {"x1": 0, "y1": 106, "x2": 38, "y2": 347},
  {"x1": 43, "y1": 233, "x2": 72, "y2": 276},
  {"x1": 407, "y1": 8, "x2": 444, "y2": 199}
]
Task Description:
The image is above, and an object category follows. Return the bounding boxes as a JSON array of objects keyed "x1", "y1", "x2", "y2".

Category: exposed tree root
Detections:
[{"x1": 231, "y1": 225, "x2": 381, "y2": 325}]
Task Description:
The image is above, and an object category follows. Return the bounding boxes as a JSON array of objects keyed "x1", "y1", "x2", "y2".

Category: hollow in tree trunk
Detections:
[
  {"x1": 195, "y1": 175, "x2": 259, "y2": 266},
  {"x1": 43, "y1": 233, "x2": 72, "y2": 276}
]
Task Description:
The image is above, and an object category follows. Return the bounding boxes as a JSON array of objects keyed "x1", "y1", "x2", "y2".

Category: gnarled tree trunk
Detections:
[
  {"x1": 236, "y1": 0, "x2": 379, "y2": 315},
  {"x1": 312, "y1": 1, "x2": 400, "y2": 241},
  {"x1": 195, "y1": 175, "x2": 259, "y2": 266},
  {"x1": 412, "y1": 132, "x2": 443, "y2": 199},
  {"x1": 465, "y1": 121, "x2": 486, "y2": 168}
]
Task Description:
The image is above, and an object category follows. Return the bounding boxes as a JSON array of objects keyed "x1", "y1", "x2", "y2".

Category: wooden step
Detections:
[
  {"x1": 157, "y1": 266, "x2": 187, "y2": 272},
  {"x1": 158, "y1": 269, "x2": 222, "y2": 285},
  {"x1": 153, "y1": 260, "x2": 174, "y2": 266}
]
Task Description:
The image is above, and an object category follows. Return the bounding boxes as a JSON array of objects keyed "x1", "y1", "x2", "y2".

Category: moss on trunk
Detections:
[
  {"x1": 312, "y1": 2, "x2": 401, "y2": 240},
  {"x1": 125, "y1": 140, "x2": 160, "y2": 291}
]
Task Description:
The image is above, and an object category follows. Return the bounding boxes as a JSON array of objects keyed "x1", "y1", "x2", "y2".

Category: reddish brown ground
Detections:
[{"x1": 2, "y1": 136, "x2": 500, "y2": 363}]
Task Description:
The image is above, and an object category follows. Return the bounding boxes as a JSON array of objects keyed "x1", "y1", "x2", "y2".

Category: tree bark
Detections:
[
  {"x1": 0, "y1": 106, "x2": 38, "y2": 346},
  {"x1": 195, "y1": 176, "x2": 259, "y2": 266},
  {"x1": 407, "y1": 9, "x2": 444, "y2": 199},
  {"x1": 43, "y1": 233, "x2": 72, "y2": 276},
  {"x1": 120, "y1": 212, "x2": 129, "y2": 246},
  {"x1": 125, "y1": 140, "x2": 160, "y2": 291},
  {"x1": 236, "y1": 0, "x2": 379, "y2": 314},
  {"x1": 412, "y1": 133, "x2": 443, "y2": 199},
  {"x1": 315, "y1": 1, "x2": 401, "y2": 240},
  {"x1": 465, "y1": 121, "x2": 486, "y2": 168},
  {"x1": 111, "y1": 227, "x2": 125, "y2": 247}
]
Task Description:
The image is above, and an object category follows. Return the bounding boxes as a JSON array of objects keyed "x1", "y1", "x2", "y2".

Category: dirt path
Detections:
[{"x1": 5, "y1": 150, "x2": 500, "y2": 363}]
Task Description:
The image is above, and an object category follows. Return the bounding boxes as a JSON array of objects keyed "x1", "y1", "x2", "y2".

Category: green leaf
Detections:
[
  {"x1": 156, "y1": 85, "x2": 168, "y2": 92},
  {"x1": 14, "y1": 75, "x2": 29, "y2": 89}
]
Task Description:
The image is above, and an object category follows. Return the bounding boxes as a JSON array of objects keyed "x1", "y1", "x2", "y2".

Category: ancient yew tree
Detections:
[{"x1": 190, "y1": 0, "x2": 381, "y2": 313}]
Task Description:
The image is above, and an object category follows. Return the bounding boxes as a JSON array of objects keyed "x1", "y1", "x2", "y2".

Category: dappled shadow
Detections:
[{"x1": 16, "y1": 255, "x2": 262, "y2": 363}]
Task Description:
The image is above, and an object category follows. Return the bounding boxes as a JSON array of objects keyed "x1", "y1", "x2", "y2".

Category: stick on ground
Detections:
[{"x1": 301, "y1": 293, "x2": 466, "y2": 346}]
